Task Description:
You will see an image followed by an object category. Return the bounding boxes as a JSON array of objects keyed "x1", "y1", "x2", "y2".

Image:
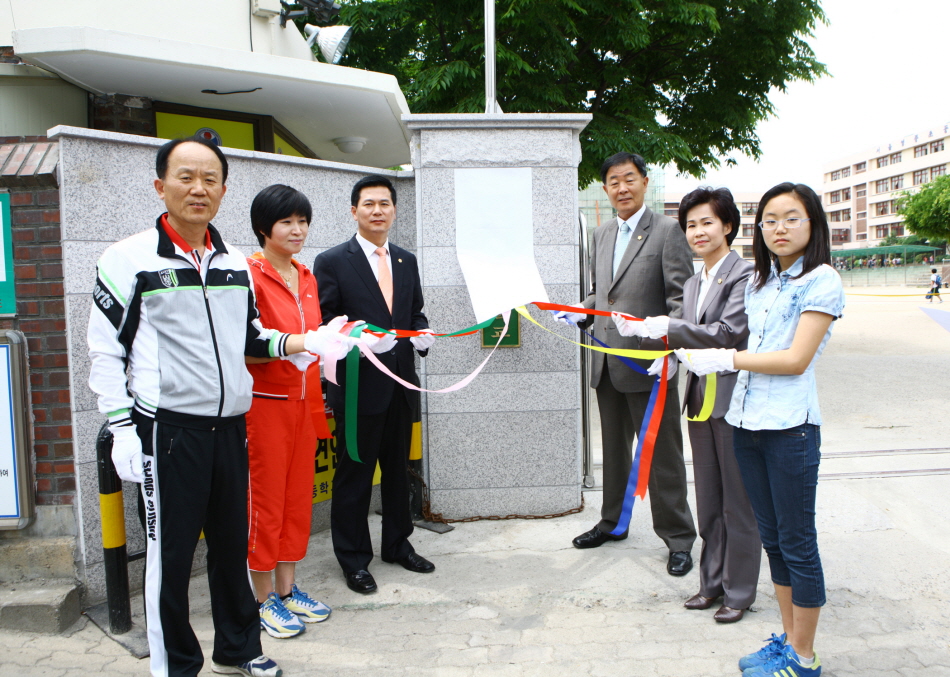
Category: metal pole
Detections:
[
  {"x1": 96, "y1": 422, "x2": 132, "y2": 635},
  {"x1": 484, "y1": 0, "x2": 500, "y2": 113}
]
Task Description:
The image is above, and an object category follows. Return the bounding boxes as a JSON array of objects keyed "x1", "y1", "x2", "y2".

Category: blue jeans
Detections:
[{"x1": 733, "y1": 424, "x2": 825, "y2": 608}]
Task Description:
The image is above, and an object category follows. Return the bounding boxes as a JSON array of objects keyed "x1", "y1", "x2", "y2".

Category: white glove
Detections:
[
  {"x1": 611, "y1": 312, "x2": 648, "y2": 338},
  {"x1": 361, "y1": 330, "x2": 398, "y2": 354},
  {"x1": 110, "y1": 425, "x2": 144, "y2": 483},
  {"x1": 304, "y1": 322, "x2": 361, "y2": 358},
  {"x1": 410, "y1": 328, "x2": 436, "y2": 351},
  {"x1": 647, "y1": 355, "x2": 677, "y2": 380},
  {"x1": 550, "y1": 302, "x2": 587, "y2": 326},
  {"x1": 643, "y1": 316, "x2": 670, "y2": 339},
  {"x1": 281, "y1": 351, "x2": 319, "y2": 372},
  {"x1": 674, "y1": 348, "x2": 737, "y2": 376}
]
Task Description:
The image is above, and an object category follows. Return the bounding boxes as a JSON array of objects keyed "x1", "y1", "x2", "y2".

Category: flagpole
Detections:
[{"x1": 484, "y1": 0, "x2": 501, "y2": 113}]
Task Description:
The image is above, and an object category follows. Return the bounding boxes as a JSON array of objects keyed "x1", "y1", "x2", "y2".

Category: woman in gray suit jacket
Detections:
[{"x1": 614, "y1": 187, "x2": 761, "y2": 623}]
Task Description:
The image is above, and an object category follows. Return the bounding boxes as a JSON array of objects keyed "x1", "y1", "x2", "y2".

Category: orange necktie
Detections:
[{"x1": 376, "y1": 247, "x2": 393, "y2": 313}]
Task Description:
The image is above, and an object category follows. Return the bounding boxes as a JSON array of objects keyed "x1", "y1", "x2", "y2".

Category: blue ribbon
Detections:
[{"x1": 556, "y1": 312, "x2": 662, "y2": 536}]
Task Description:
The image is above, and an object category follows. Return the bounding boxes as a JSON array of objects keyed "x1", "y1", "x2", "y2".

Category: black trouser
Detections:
[
  {"x1": 330, "y1": 393, "x2": 415, "y2": 574},
  {"x1": 135, "y1": 409, "x2": 262, "y2": 677}
]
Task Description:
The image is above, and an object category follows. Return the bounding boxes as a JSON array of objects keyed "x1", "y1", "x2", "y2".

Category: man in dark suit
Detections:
[
  {"x1": 556, "y1": 152, "x2": 697, "y2": 575},
  {"x1": 314, "y1": 174, "x2": 436, "y2": 594}
]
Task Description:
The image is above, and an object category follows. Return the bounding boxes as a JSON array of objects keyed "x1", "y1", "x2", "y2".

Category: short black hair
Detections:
[
  {"x1": 155, "y1": 136, "x2": 229, "y2": 183},
  {"x1": 351, "y1": 174, "x2": 397, "y2": 207},
  {"x1": 751, "y1": 182, "x2": 831, "y2": 290},
  {"x1": 250, "y1": 184, "x2": 312, "y2": 247},
  {"x1": 678, "y1": 186, "x2": 741, "y2": 246},
  {"x1": 933, "y1": 268, "x2": 939, "y2": 274},
  {"x1": 600, "y1": 152, "x2": 648, "y2": 184}
]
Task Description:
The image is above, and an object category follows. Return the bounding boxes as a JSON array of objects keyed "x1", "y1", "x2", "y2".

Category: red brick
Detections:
[
  {"x1": 42, "y1": 210, "x2": 60, "y2": 223},
  {"x1": 52, "y1": 354, "x2": 69, "y2": 368},
  {"x1": 51, "y1": 407, "x2": 70, "y2": 421},
  {"x1": 13, "y1": 229, "x2": 35, "y2": 242},
  {"x1": 55, "y1": 477, "x2": 75, "y2": 492},
  {"x1": 53, "y1": 462, "x2": 74, "y2": 474},
  {"x1": 0, "y1": 320, "x2": 12, "y2": 330},
  {"x1": 34, "y1": 443, "x2": 49, "y2": 457},
  {"x1": 17, "y1": 300, "x2": 40, "y2": 315},
  {"x1": 45, "y1": 335, "x2": 67, "y2": 351},
  {"x1": 36, "y1": 190, "x2": 59, "y2": 206},
  {"x1": 34, "y1": 426, "x2": 58, "y2": 440},
  {"x1": 33, "y1": 408, "x2": 47, "y2": 422},
  {"x1": 26, "y1": 338, "x2": 41, "y2": 353},
  {"x1": 57, "y1": 425, "x2": 72, "y2": 438},
  {"x1": 43, "y1": 299, "x2": 65, "y2": 315},
  {"x1": 41, "y1": 263, "x2": 63, "y2": 278},
  {"x1": 13, "y1": 209, "x2": 42, "y2": 225},
  {"x1": 15, "y1": 264, "x2": 37, "y2": 280},
  {"x1": 38, "y1": 226, "x2": 61, "y2": 242},
  {"x1": 10, "y1": 192, "x2": 33, "y2": 206},
  {"x1": 16, "y1": 282, "x2": 37, "y2": 296},
  {"x1": 41, "y1": 246, "x2": 62, "y2": 259},
  {"x1": 48, "y1": 371, "x2": 69, "y2": 387},
  {"x1": 30, "y1": 386, "x2": 42, "y2": 402},
  {"x1": 30, "y1": 373, "x2": 43, "y2": 387},
  {"x1": 53, "y1": 443, "x2": 72, "y2": 457},
  {"x1": 36, "y1": 478, "x2": 51, "y2": 492},
  {"x1": 35, "y1": 462, "x2": 52, "y2": 474}
]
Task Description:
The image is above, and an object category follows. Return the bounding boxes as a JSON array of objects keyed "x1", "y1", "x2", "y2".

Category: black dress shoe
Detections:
[
  {"x1": 667, "y1": 551, "x2": 693, "y2": 576},
  {"x1": 382, "y1": 552, "x2": 435, "y2": 573},
  {"x1": 572, "y1": 526, "x2": 628, "y2": 549},
  {"x1": 345, "y1": 569, "x2": 377, "y2": 593}
]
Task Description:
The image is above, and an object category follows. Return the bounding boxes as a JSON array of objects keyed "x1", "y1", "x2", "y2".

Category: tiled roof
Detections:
[{"x1": 0, "y1": 141, "x2": 59, "y2": 187}]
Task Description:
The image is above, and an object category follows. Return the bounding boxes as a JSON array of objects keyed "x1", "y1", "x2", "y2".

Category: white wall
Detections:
[{"x1": 1, "y1": 0, "x2": 314, "y2": 61}]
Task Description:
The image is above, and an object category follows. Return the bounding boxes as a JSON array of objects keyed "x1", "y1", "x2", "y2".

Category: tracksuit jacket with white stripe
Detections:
[{"x1": 88, "y1": 217, "x2": 290, "y2": 426}]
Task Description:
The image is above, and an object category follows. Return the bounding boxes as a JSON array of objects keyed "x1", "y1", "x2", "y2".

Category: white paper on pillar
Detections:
[{"x1": 454, "y1": 167, "x2": 549, "y2": 323}]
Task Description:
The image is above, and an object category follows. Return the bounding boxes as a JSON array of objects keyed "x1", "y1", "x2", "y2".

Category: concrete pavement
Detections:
[{"x1": 2, "y1": 287, "x2": 949, "y2": 676}]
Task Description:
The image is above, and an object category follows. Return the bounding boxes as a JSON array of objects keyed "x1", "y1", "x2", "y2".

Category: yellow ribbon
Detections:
[{"x1": 514, "y1": 306, "x2": 716, "y2": 421}]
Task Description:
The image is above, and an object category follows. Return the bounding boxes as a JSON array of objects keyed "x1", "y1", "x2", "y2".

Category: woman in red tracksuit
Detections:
[{"x1": 246, "y1": 185, "x2": 334, "y2": 639}]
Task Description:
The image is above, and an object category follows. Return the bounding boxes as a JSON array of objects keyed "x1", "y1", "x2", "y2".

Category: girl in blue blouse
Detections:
[{"x1": 676, "y1": 182, "x2": 845, "y2": 677}]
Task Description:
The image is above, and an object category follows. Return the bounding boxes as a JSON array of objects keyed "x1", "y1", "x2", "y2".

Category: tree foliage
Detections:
[
  {"x1": 335, "y1": 0, "x2": 827, "y2": 186},
  {"x1": 897, "y1": 175, "x2": 950, "y2": 245}
]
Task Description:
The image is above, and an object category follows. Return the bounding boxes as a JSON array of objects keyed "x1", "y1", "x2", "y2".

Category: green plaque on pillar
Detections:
[
  {"x1": 481, "y1": 310, "x2": 520, "y2": 348},
  {"x1": 0, "y1": 194, "x2": 14, "y2": 317}
]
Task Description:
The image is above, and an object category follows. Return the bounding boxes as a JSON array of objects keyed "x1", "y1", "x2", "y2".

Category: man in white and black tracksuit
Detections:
[{"x1": 87, "y1": 137, "x2": 355, "y2": 677}]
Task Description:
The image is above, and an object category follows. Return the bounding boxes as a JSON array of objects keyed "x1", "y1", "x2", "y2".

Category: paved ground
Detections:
[{"x1": 2, "y1": 287, "x2": 950, "y2": 677}]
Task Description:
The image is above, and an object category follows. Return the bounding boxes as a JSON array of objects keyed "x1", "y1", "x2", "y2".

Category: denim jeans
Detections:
[{"x1": 733, "y1": 423, "x2": 825, "y2": 608}]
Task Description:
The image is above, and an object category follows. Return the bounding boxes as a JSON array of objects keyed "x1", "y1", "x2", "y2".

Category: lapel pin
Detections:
[
  {"x1": 637, "y1": 235, "x2": 642, "y2": 240},
  {"x1": 398, "y1": 258, "x2": 403, "y2": 263},
  {"x1": 717, "y1": 278, "x2": 723, "y2": 284}
]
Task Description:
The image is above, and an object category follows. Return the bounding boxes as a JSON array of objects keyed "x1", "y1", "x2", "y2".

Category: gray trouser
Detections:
[
  {"x1": 688, "y1": 416, "x2": 762, "y2": 609},
  {"x1": 596, "y1": 377, "x2": 696, "y2": 552}
]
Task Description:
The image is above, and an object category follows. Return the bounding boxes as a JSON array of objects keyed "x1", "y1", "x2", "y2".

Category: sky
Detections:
[{"x1": 664, "y1": 0, "x2": 950, "y2": 196}]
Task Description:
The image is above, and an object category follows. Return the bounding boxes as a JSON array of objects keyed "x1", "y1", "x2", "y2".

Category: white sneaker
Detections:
[
  {"x1": 212, "y1": 654, "x2": 282, "y2": 677},
  {"x1": 283, "y1": 584, "x2": 331, "y2": 623},
  {"x1": 259, "y1": 592, "x2": 304, "y2": 639}
]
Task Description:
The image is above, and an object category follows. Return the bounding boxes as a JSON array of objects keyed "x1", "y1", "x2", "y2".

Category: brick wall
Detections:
[
  {"x1": 89, "y1": 94, "x2": 156, "y2": 138},
  {"x1": 0, "y1": 138, "x2": 73, "y2": 506}
]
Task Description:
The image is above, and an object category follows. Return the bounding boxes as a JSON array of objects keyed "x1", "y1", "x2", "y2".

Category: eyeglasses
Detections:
[{"x1": 757, "y1": 218, "x2": 811, "y2": 230}]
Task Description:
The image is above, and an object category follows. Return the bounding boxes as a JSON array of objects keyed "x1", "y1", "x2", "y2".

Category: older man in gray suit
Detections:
[{"x1": 557, "y1": 152, "x2": 697, "y2": 576}]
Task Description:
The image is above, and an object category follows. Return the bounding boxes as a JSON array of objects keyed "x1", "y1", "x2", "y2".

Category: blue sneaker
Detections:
[
  {"x1": 744, "y1": 644, "x2": 821, "y2": 676},
  {"x1": 283, "y1": 584, "x2": 331, "y2": 623},
  {"x1": 738, "y1": 633, "x2": 787, "y2": 671},
  {"x1": 259, "y1": 592, "x2": 305, "y2": 639},
  {"x1": 212, "y1": 654, "x2": 282, "y2": 677}
]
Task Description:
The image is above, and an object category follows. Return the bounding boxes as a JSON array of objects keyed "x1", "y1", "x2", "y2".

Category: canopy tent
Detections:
[{"x1": 831, "y1": 245, "x2": 940, "y2": 258}]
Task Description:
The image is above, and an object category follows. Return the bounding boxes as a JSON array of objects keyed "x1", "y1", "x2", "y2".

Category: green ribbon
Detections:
[
  {"x1": 343, "y1": 315, "x2": 500, "y2": 463},
  {"x1": 344, "y1": 324, "x2": 366, "y2": 462}
]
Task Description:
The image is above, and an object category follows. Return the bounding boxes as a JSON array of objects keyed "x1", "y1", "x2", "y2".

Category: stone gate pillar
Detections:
[{"x1": 405, "y1": 113, "x2": 592, "y2": 517}]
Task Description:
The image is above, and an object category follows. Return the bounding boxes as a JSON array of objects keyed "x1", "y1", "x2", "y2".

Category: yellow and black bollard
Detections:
[{"x1": 96, "y1": 422, "x2": 132, "y2": 635}]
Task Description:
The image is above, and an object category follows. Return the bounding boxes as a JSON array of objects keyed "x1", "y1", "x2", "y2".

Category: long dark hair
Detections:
[{"x1": 751, "y1": 183, "x2": 831, "y2": 290}]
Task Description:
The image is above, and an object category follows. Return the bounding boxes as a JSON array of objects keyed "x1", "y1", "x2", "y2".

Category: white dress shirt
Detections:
[
  {"x1": 695, "y1": 252, "x2": 729, "y2": 323},
  {"x1": 612, "y1": 203, "x2": 646, "y2": 276},
  {"x1": 355, "y1": 232, "x2": 390, "y2": 281}
]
